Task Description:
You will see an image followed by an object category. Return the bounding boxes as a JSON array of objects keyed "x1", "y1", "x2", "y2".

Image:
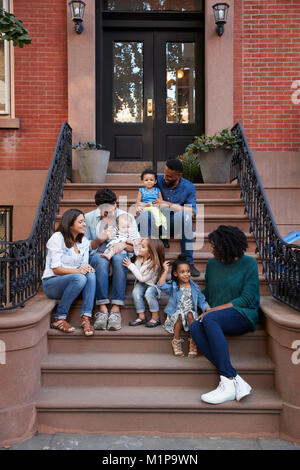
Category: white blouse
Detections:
[{"x1": 42, "y1": 231, "x2": 90, "y2": 279}]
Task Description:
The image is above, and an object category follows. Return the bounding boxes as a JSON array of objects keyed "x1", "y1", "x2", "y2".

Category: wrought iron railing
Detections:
[
  {"x1": 230, "y1": 122, "x2": 300, "y2": 312},
  {"x1": 0, "y1": 122, "x2": 72, "y2": 310}
]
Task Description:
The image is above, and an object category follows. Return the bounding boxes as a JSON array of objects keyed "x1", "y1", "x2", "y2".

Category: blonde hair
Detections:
[{"x1": 139, "y1": 238, "x2": 165, "y2": 275}]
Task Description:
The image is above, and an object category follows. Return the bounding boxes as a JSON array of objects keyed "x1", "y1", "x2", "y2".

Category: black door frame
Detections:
[{"x1": 95, "y1": 2, "x2": 205, "y2": 170}]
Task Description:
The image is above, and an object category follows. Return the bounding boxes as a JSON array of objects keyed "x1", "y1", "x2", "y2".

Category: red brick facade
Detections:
[
  {"x1": 0, "y1": 0, "x2": 68, "y2": 170},
  {"x1": 234, "y1": 0, "x2": 300, "y2": 151}
]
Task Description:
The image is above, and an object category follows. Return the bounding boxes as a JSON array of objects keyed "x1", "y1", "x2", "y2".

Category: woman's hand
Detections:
[
  {"x1": 122, "y1": 257, "x2": 132, "y2": 268},
  {"x1": 197, "y1": 307, "x2": 212, "y2": 322},
  {"x1": 78, "y1": 264, "x2": 95, "y2": 274}
]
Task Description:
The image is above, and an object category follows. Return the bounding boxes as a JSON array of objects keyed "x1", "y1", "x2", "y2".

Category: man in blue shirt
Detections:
[{"x1": 138, "y1": 159, "x2": 200, "y2": 277}]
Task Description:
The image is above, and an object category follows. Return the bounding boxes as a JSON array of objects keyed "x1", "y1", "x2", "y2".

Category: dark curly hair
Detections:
[
  {"x1": 171, "y1": 253, "x2": 191, "y2": 283},
  {"x1": 208, "y1": 225, "x2": 248, "y2": 264},
  {"x1": 140, "y1": 168, "x2": 157, "y2": 181},
  {"x1": 94, "y1": 188, "x2": 117, "y2": 207}
]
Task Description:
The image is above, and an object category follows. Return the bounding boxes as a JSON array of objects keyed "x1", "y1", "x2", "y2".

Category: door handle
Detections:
[{"x1": 147, "y1": 99, "x2": 153, "y2": 117}]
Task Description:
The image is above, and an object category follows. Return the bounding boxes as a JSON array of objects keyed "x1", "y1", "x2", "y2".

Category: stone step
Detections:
[
  {"x1": 105, "y1": 173, "x2": 141, "y2": 183},
  {"x1": 40, "y1": 352, "x2": 275, "y2": 389},
  {"x1": 63, "y1": 182, "x2": 242, "y2": 199},
  {"x1": 36, "y1": 385, "x2": 282, "y2": 437},
  {"x1": 55, "y1": 212, "x2": 251, "y2": 232},
  {"x1": 47, "y1": 323, "x2": 268, "y2": 357},
  {"x1": 59, "y1": 198, "x2": 245, "y2": 216}
]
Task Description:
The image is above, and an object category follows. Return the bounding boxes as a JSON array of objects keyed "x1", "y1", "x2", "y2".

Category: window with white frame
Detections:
[{"x1": 0, "y1": 0, "x2": 11, "y2": 115}]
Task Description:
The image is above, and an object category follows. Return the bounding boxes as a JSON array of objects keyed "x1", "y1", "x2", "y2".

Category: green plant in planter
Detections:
[
  {"x1": 184, "y1": 128, "x2": 242, "y2": 155},
  {"x1": 72, "y1": 142, "x2": 105, "y2": 151},
  {"x1": 182, "y1": 128, "x2": 242, "y2": 184}
]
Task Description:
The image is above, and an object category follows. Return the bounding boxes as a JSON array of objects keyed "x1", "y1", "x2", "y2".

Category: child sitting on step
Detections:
[
  {"x1": 123, "y1": 238, "x2": 165, "y2": 328},
  {"x1": 100, "y1": 213, "x2": 140, "y2": 260},
  {"x1": 158, "y1": 254, "x2": 210, "y2": 358},
  {"x1": 135, "y1": 168, "x2": 168, "y2": 247}
]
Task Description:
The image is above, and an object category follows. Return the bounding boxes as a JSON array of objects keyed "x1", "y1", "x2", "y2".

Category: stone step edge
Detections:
[
  {"x1": 41, "y1": 352, "x2": 275, "y2": 373},
  {"x1": 60, "y1": 198, "x2": 245, "y2": 205},
  {"x1": 36, "y1": 386, "x2": 282, "y2": 412},
  {"x1": 47, "y1": 323, "x2": 267, "y2": 339},
  {"x1": 64, "y1": 183, "x2": 241, "y2": 189},
  {"x1": 56, "y1": 213, "x2": 249, "y2": 220}
]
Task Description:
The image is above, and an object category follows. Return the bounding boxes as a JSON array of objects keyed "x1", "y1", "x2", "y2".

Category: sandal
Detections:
[
  {"x1": 188, "y1": 336, "x2": 198, "y2": 358},
  {"x1": 51, "y1": 319, "x2": 75, "y2": 333},
  {"x1": 81, "y1": 315, "x2": 95, "y2": 337},
  {"x1": 171, "y1": 337, "x2": 184, "y2": 357}
]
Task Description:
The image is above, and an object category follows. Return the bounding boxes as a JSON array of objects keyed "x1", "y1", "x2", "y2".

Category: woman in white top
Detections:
[{"x1": 42, "y1": 209, "x2": 96, "y2": 336}]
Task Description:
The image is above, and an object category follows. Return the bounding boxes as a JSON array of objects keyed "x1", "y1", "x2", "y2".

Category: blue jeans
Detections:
[
  {"x1": 138, "y1": 208, "x2": 194, "y2": 264},
  {"x1": 42, "y1": 272, "x2": 96, "y2": 319},
  {"x1": 190, "y1": 307, "x2": 252, "y2": 378},
  {"x1": 132, "y1": 282, "x2": 159, "y2": 314},
  {"x1": 89, "y1": 252, "x2": 128, "y2": 306}
]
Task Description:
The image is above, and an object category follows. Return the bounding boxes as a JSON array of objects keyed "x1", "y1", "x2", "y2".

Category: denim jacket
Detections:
[{"x1": 157, "y1": 279, "x2": 210, "y2": 316}]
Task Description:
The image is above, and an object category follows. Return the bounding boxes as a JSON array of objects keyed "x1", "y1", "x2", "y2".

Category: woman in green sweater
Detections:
[{"x1": 190, "y1": 225, "x2": 260, "y2": 405}]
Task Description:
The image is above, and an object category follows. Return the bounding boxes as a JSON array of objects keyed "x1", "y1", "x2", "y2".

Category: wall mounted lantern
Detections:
[
  {"x1": 69, "y1": 1, "x2": 86, "y2": 34},
  {"x1": 212, "y1": 3, "x2": 230, "y2": 36}
]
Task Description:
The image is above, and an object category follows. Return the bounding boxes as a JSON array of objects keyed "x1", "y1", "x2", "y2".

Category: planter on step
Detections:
[
  {"x1": 198, "y1": 149, "x2": 233, "y2": 184},
  {"x1": 181, "y1": 128, "x2": 242, "y2": 184},
  {"x1": 73, "y1": 142, "x2": 110, "y2": 183}
]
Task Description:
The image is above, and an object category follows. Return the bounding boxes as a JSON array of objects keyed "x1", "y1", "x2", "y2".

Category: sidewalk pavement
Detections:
[{"x1": 1, "y1": 433, "x2": 300, "y2": 450}]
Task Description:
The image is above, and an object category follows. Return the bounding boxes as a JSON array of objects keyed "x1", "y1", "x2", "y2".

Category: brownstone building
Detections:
[{"x1": 0, "y1": 0, "x2": 300, "y2": 446}]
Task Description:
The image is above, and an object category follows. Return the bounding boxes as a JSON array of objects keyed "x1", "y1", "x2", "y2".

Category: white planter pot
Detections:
[
  {"x1": 198, "y1": 149, "x2": 233, "y2": 183},
  {"x1": 75, "y1": 149, "x2": 110, "y2": 183}
]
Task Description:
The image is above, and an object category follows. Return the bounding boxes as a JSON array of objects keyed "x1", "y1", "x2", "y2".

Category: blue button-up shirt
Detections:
[{"x1": 156, "y1": 174, "x2": 197, "y2": 216}]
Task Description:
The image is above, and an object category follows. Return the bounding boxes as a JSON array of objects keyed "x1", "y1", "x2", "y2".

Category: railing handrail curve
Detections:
[
  {"x1": 0, "y1": 122, "x2": 72, "y2": 310},
  {"x1": 230, "y1": 122, "x2": 300, "y2": 312}
]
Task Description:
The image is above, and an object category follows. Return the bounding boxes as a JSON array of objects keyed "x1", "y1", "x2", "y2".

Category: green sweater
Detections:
[{"x1": 202, "y1": 255, "x2": 260, "y2": 330}]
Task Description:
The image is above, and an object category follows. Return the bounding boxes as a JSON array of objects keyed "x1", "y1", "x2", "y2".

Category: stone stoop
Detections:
[
  {"x1": 34, "y1": 179, "x2": 285, "y2": 438},
  {"x1": 3, "y1": 179, "x2": 300, "y2": 446}
]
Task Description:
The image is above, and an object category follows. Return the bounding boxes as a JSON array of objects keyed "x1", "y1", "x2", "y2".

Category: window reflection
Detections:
[
  {"x1": 104, "y1": 0, "x2": 202, "y2": 11},
  {"x1": 113, "y1": 42, "x2": 143, "y2": 123},
  {"x1": 166, "y1": 42, "x2": 195, "y2": 124}
]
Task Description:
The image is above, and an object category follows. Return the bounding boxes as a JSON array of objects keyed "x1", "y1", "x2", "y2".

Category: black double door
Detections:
[{"x1": 101, "y1": 29, "x2": 204, "y2": 170}]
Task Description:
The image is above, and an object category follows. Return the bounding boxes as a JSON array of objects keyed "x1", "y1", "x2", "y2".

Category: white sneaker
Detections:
[
  {"x1": 234, "y1": 374, "x2": 252, "y2": 401},
  {"x1": 201, "y1": 376, "x2": 236, "y2": 404}
]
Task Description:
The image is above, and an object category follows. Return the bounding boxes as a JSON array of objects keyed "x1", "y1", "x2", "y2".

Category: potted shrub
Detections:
[
  {"x1": 72, "y1": 141, "x2": 110, "y2": 184},
  {"x1": 178, "y1": 153, "x2": 203, "y2": 183},
  {"x1": 183, "y1": 128, "x2": 242, "y2": 183}
]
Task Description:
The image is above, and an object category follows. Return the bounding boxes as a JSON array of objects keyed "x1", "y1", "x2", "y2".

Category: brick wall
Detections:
[
  {"x1": 0, "y1": 0, "x2": 68, "y2": 169},
  {"x1": 234, "y1": 0, "x2": 300, "y2": 151}
]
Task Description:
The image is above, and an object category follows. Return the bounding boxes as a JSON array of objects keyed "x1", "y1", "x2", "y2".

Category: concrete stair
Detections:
[{"x1": 35, "y1": 177, "x2": 283, "y2": 437}]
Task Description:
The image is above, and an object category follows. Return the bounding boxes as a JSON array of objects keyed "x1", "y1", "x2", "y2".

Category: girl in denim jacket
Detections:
[{"x1": 158, "y1": 254, "x2": 210, "y2": 357}]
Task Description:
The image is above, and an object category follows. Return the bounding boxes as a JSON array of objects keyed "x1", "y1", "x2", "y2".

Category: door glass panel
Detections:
[
  {"x1": 166, "y1": 42, "x2": 195, "y2": 124},
  {"x1": 113, "y1": 42, "x2": 143, "y2": 123},
  {"x1": 104, "y1": 0, "x2": 202, "y2": 11}
]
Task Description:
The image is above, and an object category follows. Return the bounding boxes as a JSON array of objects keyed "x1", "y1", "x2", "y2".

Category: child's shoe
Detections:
[
  {"x1": 171, "y1": 337, "x2": 184, "y2": 357},
  {"x1": 188, "y1": 337, "x2": 198, "y2": 358}
]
